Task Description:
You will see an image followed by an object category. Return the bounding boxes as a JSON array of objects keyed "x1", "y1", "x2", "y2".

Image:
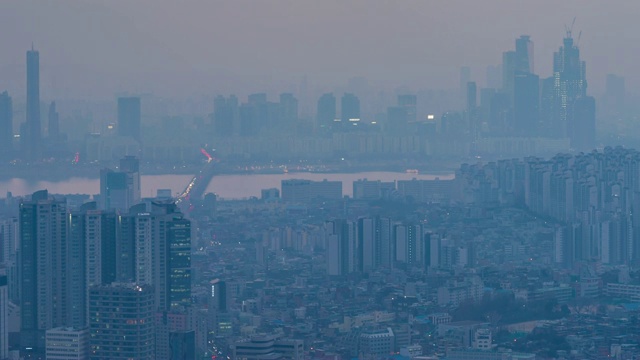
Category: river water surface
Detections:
[{"x1": 0, "y1": 171, "x2": 453, "y2": 199}]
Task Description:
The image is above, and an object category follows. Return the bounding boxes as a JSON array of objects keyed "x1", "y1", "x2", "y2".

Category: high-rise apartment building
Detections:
[
  {"x1": 0, "y1": 274, "x2": 7, "y2": 360},
  {"x1": 68, "y1": 202, "x2": 118, "y2": 329},
  {"x1": 20, "y1": 190, "x2": 68, "y2": 354},
  {"x1": 213, "y1": 95, "x2": 239, "y2": 136},
  {"x1": 26, "y1": 48, "x2": 41, "y2": 160},
  {"x1": 117, "y1": 97, "x2": 141, "y2": 142},
  {"x1": 316, "y1": 93, "x2": 337, "y2": 131},
  {"x1": 356, "y1": 217, "x2": 392, "y2": 272},
  {"x1": 116, "y1": 202, "x2": 191, "y2": 311},
  {"x1": 279, "y1": 93, "x2": 298, "y2": 130},
  {"x1": 341, "y1": 93, "x2": 360, "y2": 123},
  {"x1": 398, "y1": 94, "x2": 417, "y2": 124},
  {"x1": 326, "y1": 219, "x2": 356, "y2": 276},
  {"x1": 89, "y1": 283, "x2": 155, "y2": 359}
]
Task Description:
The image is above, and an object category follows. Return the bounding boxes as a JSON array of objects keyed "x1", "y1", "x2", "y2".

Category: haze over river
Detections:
[{"x1": 0, "y1": 171, "x2": 453, "y2": 200}]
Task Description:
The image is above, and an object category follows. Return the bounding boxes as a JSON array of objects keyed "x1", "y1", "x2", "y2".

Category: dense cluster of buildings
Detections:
[{"x1": 1, "y1": 147, "x2": 640, "y2": 358}]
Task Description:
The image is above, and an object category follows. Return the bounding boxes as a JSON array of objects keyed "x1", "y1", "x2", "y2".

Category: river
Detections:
[{"x1": 0, "y1": 171, "x2": 454, "y2": 200}]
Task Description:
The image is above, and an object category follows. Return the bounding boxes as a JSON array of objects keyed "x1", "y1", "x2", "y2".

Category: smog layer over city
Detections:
[{"x1": 1, "y1": 1, "x2": 640, "y2": 359}]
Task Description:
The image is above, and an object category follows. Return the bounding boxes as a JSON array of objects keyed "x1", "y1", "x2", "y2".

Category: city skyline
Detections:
[{"x1": 0, "y1": 2, "x2": 639, "y2": 100}]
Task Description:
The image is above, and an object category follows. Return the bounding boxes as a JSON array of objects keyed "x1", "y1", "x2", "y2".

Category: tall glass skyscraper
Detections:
[{"x1": 26, "y1": 48, "x2": 41, "y2": 160}]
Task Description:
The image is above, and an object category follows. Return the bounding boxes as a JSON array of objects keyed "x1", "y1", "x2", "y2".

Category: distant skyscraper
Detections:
[
  {"x1": 316, "y1": 93, "x2": 336, "y2": 131},
  {"x1": 341, "y1": 93, "x2": 360, "y2": 123},
  {"x1": 117, "y1": 97, "x2": 141, "y2": 142},
  {"x1": 466, "y1": 82, "x2": 477, "y2": 112},
  {"x1": 515, "y1": 35, "x2": 534, "y2": 74},
  {"x1": 386, "y1": 106, "x2": 408, "y2": 135},
  {"x1": 48, "y1": 101, "x2": 59, "y2": 139},
  {"x1": 552, "y1": 32, "x2": 588, "y2": 142},
  {"x1": 99, "y1": 156, "x2": 141, "y2": 211},
  {"x1": 213, "y1": 95, "x2": 239, "y2": 136},
  {"x1": 502, "y1": 51, "x2": 516, "y2": 100},
  {"x1": 89, "y1": 283, "x2": 155, "y2": 359},
  {"x1": 279, "y1": 93, "x2": 298, "y2": 130},
  {"x1": 467, "y1": 82, "x2": 478, "y2": 138},
  {"x1": 26, "y1": 47, "x2": 41, "y2": 160},
  {"x1": 20, "y1": 190, "x2": 68, "y2": 355},
  {"x1": 0, "y1": 92, "x2": 12, "y2": 156},
  {"x1": 398, "y1": 95, "x2": 417, "y2": 124},
  {"x1": 513, "y1": 72, "x2": 540, "y2": 136}
]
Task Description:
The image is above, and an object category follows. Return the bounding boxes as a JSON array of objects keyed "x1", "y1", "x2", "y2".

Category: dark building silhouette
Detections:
[
  {"x1": 240, "y1": 93, "x2": 274, "y2": 136},
  {"x1": 20, "y1": 190, "x2": 68, "y2": 355},
  {"x1": 99, "y1": 156, "x2": 141, "y2": 211},
  {"x1": 316, "y1": 93, "x2": 336, "y2": 132},
  {"x1": 26, "y1": 48, "x2": 41, "y2": 160},
  {"x1": 169, "y1": 331, "x2": 196, "y2": 360},
  {"x1": 89, "y1": 284, "x2": 155, "y2": 359},
  {"x1": 466, "y1": 82, "x2": 477, "y2": 112},
  {"x1": 279, "y1": 93, "x2": 298, "y2": 130},
  {"x1": 67, "y1": 202, "x2": 118, "y2": 329},
  {"x1": 466, "y1": 82, "x2": 479, "y2": 139},
  {"x1": 515, "y1": 35, "x2": 534, "y2": 74},
  {"x1": 341, "y1": 93, "x2": 360, "y2": 124},
  {"x1": 398, "y1": 94, "x2": 417, "y2": 124},
  {"x1": 0, "y1": 92, "x2": 12, "y2": 156},
  {"x1": 115, "y1": 201, "x2": 191, "y2": 311},
  {"x1": 513, "y1": 72, "x2": 540, "y2": 136},
  {"x1": 117, "y1": 97, "x2": 141, "y2": 142},
  {"x1": 502, "y1": 50, "x2": 516, "y2": 100},
  {"x1": 213, "y1": 95, "x2": 239, "y2": 136},
  {"x1": 386, "y1": 106, "x2": 408, "y2": 135}
]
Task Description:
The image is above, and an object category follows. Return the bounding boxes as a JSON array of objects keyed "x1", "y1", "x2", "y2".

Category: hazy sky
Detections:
[{"x1": 1, "y1": 1, "x2": 638, "y2": 100}]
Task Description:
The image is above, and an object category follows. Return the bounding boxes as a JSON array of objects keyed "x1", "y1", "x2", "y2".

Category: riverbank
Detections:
[{"x1": 0, "y1": 159, "x2": 461, "y2": 182}]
